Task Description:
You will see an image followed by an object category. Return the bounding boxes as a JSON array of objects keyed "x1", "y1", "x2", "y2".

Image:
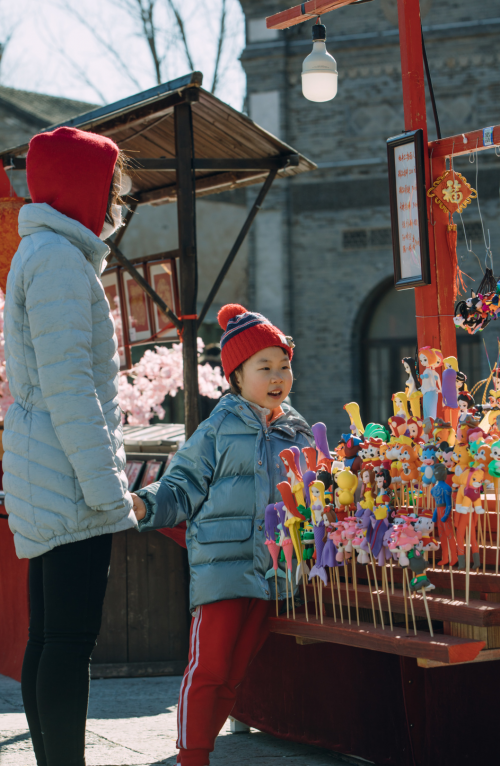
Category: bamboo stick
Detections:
[
  {"x1": 275, "y1": 570, "x2": 279, "y2": 617},
  {"x1": 329, "y1": 567, "x2": 337, "y2": 622},
  {"x1": 352, "y1": 552, "x2": 359, "y2": 626},
  {"x1": 496, "y1": 485, "x2": 500, "y2": 575},
  {"x1": 421, "y1": 586, "x2": 434, "y2": 637},
  {"x1": 447, "y1": 539, "x2": 455, "y2": 601},
  {"x1": 344, "y1": 560, "x2": 352, "y2": 625},
  {"x1": 312, "y1": 573, "x2": 319, "y2": 620},
  {"x1": 301, "y1": 569, "x2": 309, "y2": 622},
  {"x1": 366, "y1": 565, "x2": 376, "y2": 627},
  {"x1": 383, "y1": 566, "x2": 393, "y2": 631},
  {"x1": 465, "y1": 514, "x2": 472, "y2": 605},
  {"x1": 319, "y1": 578, "x2": 323, "y2": 625},
  {"x1": 402, "y1": 565, "x2": 409, "y2": 635},
  {"x1": 405, "y1": 568, "x2": 417, "y2": 636},
  {"x1": 368, "y1": 542, "x2": 385, "y2": 629},
  {"x1": 285, "y1": 567, "x2": 289, "y2": 619},
  {"x1": 335, "y1": 566, "x2": 344, "y2": 624}
]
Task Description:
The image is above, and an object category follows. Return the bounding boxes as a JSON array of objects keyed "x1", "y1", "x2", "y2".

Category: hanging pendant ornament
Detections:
[{"x1": 427, "y1": 170, "x2": 477, "y2": 215}]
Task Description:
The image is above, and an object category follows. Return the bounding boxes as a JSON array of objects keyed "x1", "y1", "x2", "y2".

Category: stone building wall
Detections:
[{"x1": 240, "y1": 0, "x2": 500, "y2": 436}]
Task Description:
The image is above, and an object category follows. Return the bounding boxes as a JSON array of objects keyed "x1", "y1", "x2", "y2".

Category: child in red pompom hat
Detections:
[{"x1": 132, "y1": 304, "x2": 313, "y2": 766}]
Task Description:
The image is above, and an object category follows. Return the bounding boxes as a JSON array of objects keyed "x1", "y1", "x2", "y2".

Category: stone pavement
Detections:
[{"x1": 0, "y1": 673, "x2": 370, "y2": 766}]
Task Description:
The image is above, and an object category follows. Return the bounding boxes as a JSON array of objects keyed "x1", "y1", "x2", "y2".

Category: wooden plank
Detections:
[
  {"x1": 126, "y1": 528, "x2": 151, "y2": 662},
  {"x1": 309, "y1": 582, "x2": 500, "y2": 627},
  {"x1": 147, "y1": 532, "x2": 190, "y2": 662},
  {"x1": 417, "y1": 647, "x2": 500, "y2": 668},
  {"x1": 132, "y1": 157, "x2": 298, "y2": 171},
  {"x1": 139, "y1": 171, "x2": 275, "y2": 205},
  {"x1": 429, "y1": 125, "x2": 500, "y2": 160},
  {"x1": 269, "y1": 614, "x2": 485, "y2": 664},
  {"x1": 92, "y1": 532, "x2": 128, "y2": 664},
  {"x1": 266, "y1": 0, "x2": 358, "y2": 30},
  {"x1": 447, "y1": 621, "x2": 500, "y2": 650},
  {"x1": 355, "y1": 564, "x2": 500, "y2": 593}
]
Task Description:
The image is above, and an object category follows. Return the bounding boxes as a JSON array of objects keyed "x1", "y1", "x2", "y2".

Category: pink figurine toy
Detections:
[{"x1": 419, "y1": 346, "x2": 443, "y2": 420}]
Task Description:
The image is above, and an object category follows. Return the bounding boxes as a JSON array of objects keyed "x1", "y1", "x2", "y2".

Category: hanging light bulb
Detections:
[{"x1": 302, "y1": 20, "x2": 338, "y2": 102}]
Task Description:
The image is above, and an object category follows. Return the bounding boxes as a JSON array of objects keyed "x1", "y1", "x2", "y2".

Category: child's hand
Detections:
[{"x1": 131, "y1": 493, "x2": 147, "y2": 521}]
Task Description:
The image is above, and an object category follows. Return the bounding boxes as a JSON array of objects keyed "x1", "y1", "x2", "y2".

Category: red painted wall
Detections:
[{"x1": 0, "y1": 517, "x2": 29, "y2": 681}]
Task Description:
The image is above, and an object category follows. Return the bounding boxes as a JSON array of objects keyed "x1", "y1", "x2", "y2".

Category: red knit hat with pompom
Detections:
[{"x1": 217, "y1": 303, "x2": 294, "y2": 380}]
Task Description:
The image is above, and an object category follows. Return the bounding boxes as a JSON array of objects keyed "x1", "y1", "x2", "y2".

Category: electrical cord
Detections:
[{"x1": 421, "y1": 25, "x2": 441, "y2": 140}]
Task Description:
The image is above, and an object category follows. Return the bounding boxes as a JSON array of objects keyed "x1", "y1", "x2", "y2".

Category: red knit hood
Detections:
[{"x1": 26, "y1": 126, "x2": 119, "y2": 237}]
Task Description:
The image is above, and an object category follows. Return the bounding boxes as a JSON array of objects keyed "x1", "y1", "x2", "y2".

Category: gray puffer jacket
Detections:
[
  {"x1": 137, "y1": 394, "x2": 313, "y2": 610},
  {"x1": 3, "y1": 203, "x2": 136, "y2": 559}
]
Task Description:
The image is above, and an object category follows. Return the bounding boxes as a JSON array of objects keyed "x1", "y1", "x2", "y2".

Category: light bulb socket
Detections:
[{"x1": 312, "y1": 23, "x2": 326, "y2": 41}]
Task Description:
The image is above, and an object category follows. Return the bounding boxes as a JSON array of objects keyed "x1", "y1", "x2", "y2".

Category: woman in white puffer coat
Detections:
[{"x1": 3, "y1": 126, "x2": 137, "y2": 766}]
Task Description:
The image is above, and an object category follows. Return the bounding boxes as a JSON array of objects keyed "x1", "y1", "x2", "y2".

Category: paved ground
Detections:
[{"x1": 0, "y1": 673, "x2": 370, "y2": 766}]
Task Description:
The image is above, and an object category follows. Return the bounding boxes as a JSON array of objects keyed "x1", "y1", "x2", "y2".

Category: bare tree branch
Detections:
[
  {"x1": 112, "y1": 0, "x2": 164, "y2": 85},
  {"x1": 137, "y1": 0, "x2": 163, "y2": 84},
  {"x1": 211, "y1": 0, "x2": 226, "y2": 94},
  {"x1": 55, "y1": 1, "x2": 143, "y2": 91},
  {"x1": 165, "y1": 0, "x2": 195, "y2": 73},
  {"x1": 39, "y1": 17, "x2": 107, "y2": 103}
]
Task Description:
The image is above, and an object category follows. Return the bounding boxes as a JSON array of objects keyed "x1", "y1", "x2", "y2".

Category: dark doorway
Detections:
[{"x1": 360, "y1": 281, "x2": 483, "y2": 424}]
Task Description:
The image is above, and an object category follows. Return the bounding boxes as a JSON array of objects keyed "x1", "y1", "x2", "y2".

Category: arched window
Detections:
[{"x1": 358, "y1": 279, "x2": 484, "y2": 424}]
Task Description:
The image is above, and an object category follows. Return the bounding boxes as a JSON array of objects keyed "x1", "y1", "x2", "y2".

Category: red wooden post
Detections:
[{"x1": 397, "y1": 0, "x2": 457, "y2": 365}]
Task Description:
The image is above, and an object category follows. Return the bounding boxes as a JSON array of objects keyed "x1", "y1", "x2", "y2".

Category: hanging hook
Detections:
[{"x1": 495, "y1": 146, "x2": 500, "y2": 158}]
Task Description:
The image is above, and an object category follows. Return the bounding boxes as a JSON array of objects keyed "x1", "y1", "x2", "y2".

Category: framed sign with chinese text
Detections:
[
  {"x1": 146, "y1": 259, "x2": 179, "y2": 341},
  {"x1": 100, "y1": 267, "x2": 130, "y2": 370},
  {"x1": 121, "y1": 265, "x2": 153, "y2": 343},
  {"x1": 387, "y1": 129, "x2": 430, "y2": 290}
]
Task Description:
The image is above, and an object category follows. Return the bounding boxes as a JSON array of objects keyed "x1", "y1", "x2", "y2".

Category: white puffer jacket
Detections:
[{"x1": 3, "y1": 203, "x2": 136, "y2": 559}]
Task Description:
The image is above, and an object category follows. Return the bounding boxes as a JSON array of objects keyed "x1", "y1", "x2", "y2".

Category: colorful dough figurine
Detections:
[
  {"x1": 312, "y1": 422, "x2": 333, "y2": 471},
  {"x1": 431, "y1": 463, "x2": 457, "y2": 566},
  {"x1": 280, "y1": 448, "x2": 306, "y2": 510},
  {"x1": 402, "y1": 356, "x2": 422, "y2": 418},
  {"x1": 343, "y1": 402, "x2": 365, "y2": 438},
  {"x1": 308, "y1": 480, "x2": 328, "y2": 585},
  {"x1": 392, "y1": 391, "x2": 410, "y2": 421},
  {"x1": 454, "y1": 468, "x2": 484, "y2": 570},
  {"x1": 419, "y1": 346, "x2": 443, "y2": 420},
  {"x1": 336, "y1": 468, "x2": 358, "y2": 510},
  {"x1": 442, "y1": 356, "x2": 459, "y2": 431},
  {"x1": 457, "y1": 391, "x2": 475, "y2": 425}
]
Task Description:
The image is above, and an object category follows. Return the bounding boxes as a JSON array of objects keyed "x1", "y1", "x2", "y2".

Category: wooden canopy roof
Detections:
[{"x1": 1, "y1": 71, "x2": 315, "y2": 206}]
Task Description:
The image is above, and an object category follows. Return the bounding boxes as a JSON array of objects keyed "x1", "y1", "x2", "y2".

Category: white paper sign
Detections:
[{"x1": 394, "y1": 141, "x2": 422, "y2": 280}]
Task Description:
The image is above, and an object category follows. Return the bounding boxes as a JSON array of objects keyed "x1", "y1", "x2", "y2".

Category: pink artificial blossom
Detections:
[
  {"x1": 0, "y1": 290, "x2": 226, "y2": 428},
  {"x1": 119, "y1": 337, "x2": 228, "y2": 426}
]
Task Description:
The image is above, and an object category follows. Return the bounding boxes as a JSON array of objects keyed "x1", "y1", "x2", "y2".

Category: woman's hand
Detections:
[{"x1": 131, "y1": 493, "x2": 147, "y2": 521}]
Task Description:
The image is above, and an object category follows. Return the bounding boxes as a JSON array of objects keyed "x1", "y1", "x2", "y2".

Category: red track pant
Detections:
[{"x1": 176, "y1": 597, "x2": 271, "y2": 766}]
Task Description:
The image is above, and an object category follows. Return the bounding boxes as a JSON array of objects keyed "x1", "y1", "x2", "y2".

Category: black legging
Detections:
[{"x1": 22, "y1": 534, "x2": 112, "y2": 766}]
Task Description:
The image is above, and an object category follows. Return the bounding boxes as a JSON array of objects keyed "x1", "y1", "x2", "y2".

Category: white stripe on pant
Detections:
[{"x1": 178, "y1": 606, "x2": 203, "y2": 750}]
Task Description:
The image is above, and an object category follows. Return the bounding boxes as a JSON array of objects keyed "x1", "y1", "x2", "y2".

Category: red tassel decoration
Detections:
[{"x1": 446, "y1": 223, "x2": 458, "y2": 302}]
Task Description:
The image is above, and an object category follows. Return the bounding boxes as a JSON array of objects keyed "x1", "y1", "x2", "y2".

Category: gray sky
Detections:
[{"x1": 1, "y1": 0, "x2": 246, "y2": 109}]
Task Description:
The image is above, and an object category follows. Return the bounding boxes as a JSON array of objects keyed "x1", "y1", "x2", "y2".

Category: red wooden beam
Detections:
[
  {"x1": 307, "y1": 583, "x2": 500, "y2": 627},
  {"x1": 266, "y1": 0, "x2": 361, "y2": 30},
  {"x1": 429, "y1": 124, "x2": 500, "y2": 159},
  {"x1": 269, "y1": 614, "x2": 485, "y2": 664},
  {"x1": 396, "y1": 0, "x2": 457, "y2": 373}
]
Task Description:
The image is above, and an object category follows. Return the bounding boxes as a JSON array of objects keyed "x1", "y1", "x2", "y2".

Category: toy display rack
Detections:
[{"x1": 269, "y1": 498, "x2": 500, "y2": 668}]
